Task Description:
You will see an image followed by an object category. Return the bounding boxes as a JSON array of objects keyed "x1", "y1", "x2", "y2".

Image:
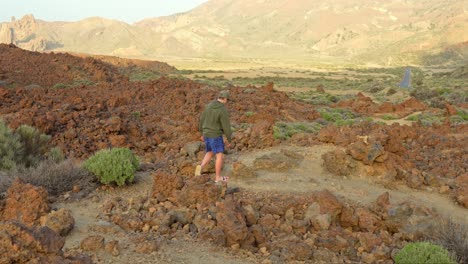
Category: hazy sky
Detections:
[{"x1": 0, "y1": 0, "x2": 209, "y2": 24}]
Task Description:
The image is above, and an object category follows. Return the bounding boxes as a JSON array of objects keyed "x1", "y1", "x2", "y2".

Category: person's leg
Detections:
[
  {"x1": 201, "y1": 152, "x2": 213, "y2": 167},
  {"x1": 214, "y1": 152, "x2": 224, "y2": 182},
  {"x1": 195, "y1": 151, "x2": 213, "y2": 176},
  {"x1": 196, "y1": 136, "x2": 213, "y2": 176}
]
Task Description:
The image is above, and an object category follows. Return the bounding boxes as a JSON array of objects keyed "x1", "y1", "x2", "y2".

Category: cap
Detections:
[{"x1": 218, "y1": 90, "x2": 230, "y2": 99}]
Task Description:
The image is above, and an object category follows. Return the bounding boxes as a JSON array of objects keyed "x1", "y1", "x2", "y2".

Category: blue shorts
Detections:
[{"x1": 204, "y1": 136, "x2": 225, "y2": 154}]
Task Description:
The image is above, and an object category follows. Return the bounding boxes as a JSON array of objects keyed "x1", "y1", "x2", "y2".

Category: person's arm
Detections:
[
  {"x1": 220, "y1": 108, "x2": 232, "y2": 143},
  {"x1": 199, "y1": 109, "x2": 206, "y2": 134}
]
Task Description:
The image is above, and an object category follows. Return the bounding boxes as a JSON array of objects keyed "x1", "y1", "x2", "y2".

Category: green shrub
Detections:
[
  {"x1": 15, "y1": 125, "x2": 51, "y2": 168},
  {"x1": 53, "y1": 83, "x2": 68, "y2": 89},
  {"x1": 84, "y1": 148, "x2": 139, "y2": 186},
  {"x1": 456, "y1": 108, "x2": 468, "y2": 120},
  {"x1": 47, "y1": 147, "x2": 65, "y2": 163},
  {"x1": 382, "y1": 114, "x2": 398, "y2": 120},
  {"x1": 317, "y1": 107, "x2": 359, "y2": 125},
  {"x1": 0, "y1": 120, "x2": 21, "y2": 170},
  {"x1": 0, "y1": 121, "x2": 55, "y2": 170},
  {"x1": 395, "y1": 242, "x2": 456, "y2": 264},
  {"x1": 273, "y1": 122, "x2": 323, "y2": 140},
  {"x1": 405, "y1": 113, "x2": 444, "y2": 126}
]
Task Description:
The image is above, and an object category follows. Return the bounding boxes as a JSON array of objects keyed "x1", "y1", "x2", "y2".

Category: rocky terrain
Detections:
[{"x1": 0, "y1": 46, "x2": 466, "y2": 263}]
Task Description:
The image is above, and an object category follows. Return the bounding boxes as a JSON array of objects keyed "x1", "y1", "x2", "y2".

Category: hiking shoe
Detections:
[{"x1": 194, "y1": 165, "x2": 202, "y2": 176}]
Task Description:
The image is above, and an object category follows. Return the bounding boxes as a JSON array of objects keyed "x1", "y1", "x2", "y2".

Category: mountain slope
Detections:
[{"x1": 1, "y1": 0, "x2": 467, "y2": 66}]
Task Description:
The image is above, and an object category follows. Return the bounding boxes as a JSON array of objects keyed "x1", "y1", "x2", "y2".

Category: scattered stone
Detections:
[
  {"x1": 135, "y1": 240, "x2": 159, "y2": 254},
  {"x1": 105, "y1": 240, "x2": 120, "y2": 256},
  {"x1": 322, "y1": 149, "x2": 356, "y2": 176},
  {"x1": 183, "y1": 141, "x2": 202, "y2": 157},
  {"x1": 81, "y1": 235, "x2": 105, "y2": 252},
  {"x1": 41, "y1": 208, "x2": 75, "y2": 236}
]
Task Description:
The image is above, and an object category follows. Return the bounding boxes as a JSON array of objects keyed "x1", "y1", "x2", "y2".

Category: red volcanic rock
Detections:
[
  {"x1": 105, "y1": 116, "x2": 122, "y2": 133},
  {"x1": 357, "y1": 232, "x2": 383, "y2": 252},
  {"x1": 454, "y1": 174, "x2": 468, "y2": 208},
  {"x1": 322, "y1": 149, "x2": 357, "y2": 176},
  {"x1": 176, "y1": 175, "x2": 225, "y2": 207},
  {"x1": 346, "y1": 141, "x2": 386, "y2": 165},
  {"x1": 356, "y1": 208, "x2": 380, "y2": 233},
  {"x1": 80, "y1": 235, "x2": 105, "y2": 252},
  {"x1": 1, "y1": 179, "x2": 50, "y2": 227},
  {"x1": 314, "y1": 190, "x2": 343, "y2": 221},
  {"x1": 395, "y1": 97, "x2": 426, "y2": 112},
  {"x1": 373, "y1": 192, "x2": 391, "y2": 214},
  {"x1": 152, "y1": 172, "x2": 184, "y2": 201},
  {"x1": 41, "y1": 208, "x2": 75, "y2": 236},
  {"x1": 262, "y1": 82, "x2": 274, "y2": 93},
  {"x1": 109, "y1": 135, "x2": 126, "y2": 147},
  {"x1": 0, "y1": 221, "x2": 90, "y2": 263},
  {"x1": 335, "y1": 93, "x2": 426, "y2": 116},
  {"x1": 215, "y1": 197, "x2": 249, "y2": 246},
  {"x1": 445, "y1": 103, "x2": 458, "y2": 116},
  {"x1": 340, "y1": 206, "x2": 359, "y2": 229},
  {"x1": 0, "y1": 44, "x2": 122, "y2": 88},
  {"x1": 0, "y1": 76, "x2": 319, "y2": 159}
]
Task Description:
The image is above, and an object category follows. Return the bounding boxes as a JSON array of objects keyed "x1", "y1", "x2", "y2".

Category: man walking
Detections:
[{"x1": 195, "y1": 90, "x2": 232, "y2": 183}]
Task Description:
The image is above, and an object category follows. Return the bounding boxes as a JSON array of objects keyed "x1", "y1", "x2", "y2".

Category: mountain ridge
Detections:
[{"x1": 1, "y1": 0, "x2": 467, "y2": 66}]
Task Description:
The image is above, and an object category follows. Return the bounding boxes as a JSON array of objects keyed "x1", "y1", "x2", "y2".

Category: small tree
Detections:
[
  {"x1": 84, "y1": 148, "x2": 139, "y2": 186},
  {"x1": 395, "y1": 242, "x2": 456, "y2": 264},
  {"x1": 15, "y1": 125, "x2": 51, "y2": 168},
  {"x1": 0, "y1": 120, "x2": 21, "y2": 170}
]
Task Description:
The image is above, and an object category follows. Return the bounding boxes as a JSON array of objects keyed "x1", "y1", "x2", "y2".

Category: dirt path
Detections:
[{"x1": 225, "y1": 145, "x2": 467, "y2": 223}]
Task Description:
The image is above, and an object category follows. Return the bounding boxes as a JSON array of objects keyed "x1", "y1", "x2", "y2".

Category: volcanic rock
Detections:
[
  {"x1": 1, "y1": 179, "x2": 50, "y2": 227},
  {"x1": 152, "y1": 172, "x2": 184, "y2": 201},
  {"x1": 80, "y1": 235, "x2": 105, "y2": 251},
  {"x1": 41, "y1": 208, "x2": 75, "y2": 236}
]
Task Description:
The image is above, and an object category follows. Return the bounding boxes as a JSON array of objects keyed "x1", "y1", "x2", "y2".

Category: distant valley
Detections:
[{"x1": 1, "y1": 0, "x2": 467, "y2": 66}]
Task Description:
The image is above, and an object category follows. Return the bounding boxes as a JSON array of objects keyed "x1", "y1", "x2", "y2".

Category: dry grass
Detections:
[
  {"x1": 0, "y1": 171, "x2": 15, "y2": 197},
  {"x1": 2, "y1": 159, "x2": 95, "y2": 196},
  {"x1": 427, "y1": 218, "x2": 468, "y2": 264}
]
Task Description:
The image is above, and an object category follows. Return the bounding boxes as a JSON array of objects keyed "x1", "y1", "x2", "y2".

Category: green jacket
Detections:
[{"x1": 199, "y1": 100, "x2": 232, "y2": 142}]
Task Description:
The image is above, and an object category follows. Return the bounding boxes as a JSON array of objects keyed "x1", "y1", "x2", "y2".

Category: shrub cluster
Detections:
[
  {"x1": 426, "y1": 218, "x2": 468, "y2": 264},
  {"x1": 273, "y1": 122, "x2": 323, "y2": 140},
  {"x1": 0, "y1": 120, "x2": 58, "y2": 171},
  {"x1": 84, "y1": 148, "x2": 139, "y2": 186},
  {"x1": 395, "y1": 242, "x2": 456, "y2": 264},
  {"x1": 11, "y1": 159, "x2": 93, "y2": 196}
]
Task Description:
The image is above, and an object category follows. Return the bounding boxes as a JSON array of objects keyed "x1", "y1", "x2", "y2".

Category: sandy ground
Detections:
[{"x1": 226, "y1": 145, "x2": 467, "y2": 224}]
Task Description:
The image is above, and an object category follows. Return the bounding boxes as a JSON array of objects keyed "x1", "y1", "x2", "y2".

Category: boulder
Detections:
[
  {"x1": 215, "y1": 197, "x2": 248, "y2": 246},
  {"x1": 41, "y1": 208, "x2": 75, "y2": 236},
  {"x1": 0, "y1": 222, "x2": 89, "y2": 263},
  {"x1": 1, "y1": 179, "x2": 50, "y2": 227},
  {"x1": 152, "y1": 172, "x2": 184, "y2": 201},
  {"x1": 314, "y1": 190, "x2": 343, "y2": 221},
  {"x1": 347, "y1": 142, "x2": 386, "y2": 165},
  {"x1": 322, "y1": 149, "x2": 357, "y2": 176},
  {"x1": 80, "y1": 235, "x2": 105, "y2": 252},
  {"x1": 177, "y1": 175, "x2": 225, "y2": 207},
  {"x1": 183, "y1": 141, "x2": 202, "y2": 157}
]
